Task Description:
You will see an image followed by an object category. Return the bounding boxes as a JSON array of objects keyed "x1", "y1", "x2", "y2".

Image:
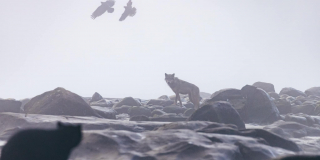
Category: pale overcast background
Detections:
[{"x1": 0, "y1": 0, "x2": 319, "y2": 99}]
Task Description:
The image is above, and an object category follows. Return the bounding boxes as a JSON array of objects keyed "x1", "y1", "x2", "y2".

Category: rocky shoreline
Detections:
[{"x1": 0, "y1": 82, "x2": 320, "y2": 159}]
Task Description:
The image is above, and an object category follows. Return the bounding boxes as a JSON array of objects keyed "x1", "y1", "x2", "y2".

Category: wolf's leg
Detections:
[
  {"x1": 177, "y1": 94, "x2": 183, "y2": 106},
  {"x1": 174, "y1": 93, "x2": 178, "y2": 105},
  {"x1": 188, "y1": 93, "x2": 193, "y2": 104}
]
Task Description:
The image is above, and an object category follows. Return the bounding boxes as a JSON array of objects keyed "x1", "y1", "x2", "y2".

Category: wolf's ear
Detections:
[
  {"x1": 165, "y1": 73, "x2": 167, "y2": 77},
  {"x1": 57, "y1": 121, "x2": 64, "y2": 128}
]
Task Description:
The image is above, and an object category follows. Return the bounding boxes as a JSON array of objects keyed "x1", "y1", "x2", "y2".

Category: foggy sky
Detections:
[{"x1": 0, "y1": 0, "x2": 319, "y2": 99}]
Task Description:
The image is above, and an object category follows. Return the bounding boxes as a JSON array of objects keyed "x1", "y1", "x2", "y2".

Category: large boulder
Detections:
[
  {"x1": 253, "y1": 82, "x2": 276, "y2": 93},
  {"x1": 0, "y1": 99, "x2": 21, "y2": 113},
  {"x1": 112, "y1": 97, "x2": 141, "y2": 108},
  {"x1": 188, "y1": 101, "x2": 245, "y2": 130},
  {"x1": 146, "y1": 99, "x2": 174, "y2": 107},
  {"x1": 89, "y1": 92, "x2": 103, "y2": 103},
  {"x1": 114, "y1": 105, "x2": 132, "y2": 114},
  {"x1": 24, "y1": 87, "x2": 99, "y2": 117},
  {"x1": 209, "y1": 88, "x2": 246, "y2": 110},
  {"x1": 240, "y1": 85, "x2": 281, "y2": 123},
  {"x1": 305, "y1": 87, "x2": 320, "y2": 97},
  {"x1": 280, "y1": 88, "x2": 307, "y2": 98}
]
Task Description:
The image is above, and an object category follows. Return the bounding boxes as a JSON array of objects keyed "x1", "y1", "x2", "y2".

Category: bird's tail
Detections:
[
  {"x1": 129, "y1": 7, "x2": 137, "y2": 17},
  {"x1": 107, "y1": 8, "x2": 114, "y2": 13}
]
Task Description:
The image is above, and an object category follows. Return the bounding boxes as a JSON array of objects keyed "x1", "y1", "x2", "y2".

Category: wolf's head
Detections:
[
  {"x1": 165, "y1": 73, "x2": 175, "y2": 84},
  {"x1": 57, "y1": 122, "x2": 82, "y2": 148}
]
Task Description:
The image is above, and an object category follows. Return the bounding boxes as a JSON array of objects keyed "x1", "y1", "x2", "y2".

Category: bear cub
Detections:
[{"x1": 0, "y1": 122, "x2": 82, "y2": 160}]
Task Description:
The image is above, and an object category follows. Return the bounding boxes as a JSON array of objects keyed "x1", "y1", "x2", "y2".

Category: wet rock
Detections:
[
  {"x1": 163, "y1": 105, "x2": 187, "y2": 114},
  {"x1": 183, "y1": 108, "x2": 195, "y2": 117},
  {"x1": 128, "y1": 106, "x2": 151, "y2": 117},
  {"x1": 240, "y1": 85, "x2": 281, "y2": 123},
  {"x1": 24, "y1": 87, "x2": 99, "y2": 117},
  {"x1": 0, "y1": 99, "x2": 21, "y2": 113},
  {"x1": 89, "y1": 92, "x2": 103, "y2": 103},
  {"x1": 274, "y1": 98, "x2": 292, "y2": 114},
  {"x1": 253, "y1": 82, "x2": 276, "y2": 93},
  {"x1": 208, "y1": 88, "x2": 246, "y2": 111},
  {"x1": 146, "y1": 99, "x2": 174, "y2": 107},
  {"x1": 305, "y1": 87, "x2": 320, "y2": 97},
  {"x1": 113, "y1": 97, "x2": 141, "y2": 108},
  {"x1": 130, "y1": 115, "x2": 150, "y2": 121},
  {"x1": 183, "y1": 102, "x2": 195, "y2": 109},
  {"x1": 146, "y1": 105, "x2": 164, "y2": 111},
  {"x1": 156, "y1": 121, "x2": 235, "y2": 131},
  {"x1": 188, "y1": 101, "x2": 245, "y2": 129},
  {"x1": 280, "y1": 88, "x2": 307, "y2": 98}
]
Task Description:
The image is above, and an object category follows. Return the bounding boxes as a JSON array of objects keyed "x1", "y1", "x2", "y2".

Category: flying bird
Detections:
[
  {"x1": 119, "y1": 0, "x2": 137, "y2": 21},
  {"x1": 91, "y1": 0, "x2": 115, "y2": 20}
]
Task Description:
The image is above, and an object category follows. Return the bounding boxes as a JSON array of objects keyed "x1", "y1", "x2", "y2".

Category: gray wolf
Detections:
[{"x1": 165, "y1": 73, "x2": 200, "y2": 109}]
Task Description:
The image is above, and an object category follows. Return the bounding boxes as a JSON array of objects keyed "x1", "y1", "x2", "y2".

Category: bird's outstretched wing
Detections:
[
  {"x1": 119, "y1": 8, "x2": 129, "y2": 21},
  {"x1": 91, "y1": 0, "x2": 115, "y2": 19}
]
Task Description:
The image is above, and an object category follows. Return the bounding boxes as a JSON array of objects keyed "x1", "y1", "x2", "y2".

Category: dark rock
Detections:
[
  {"x1": 188, "y1": 101, "x2": 245, "y2": 130},
  {"x1": 151, "y1": 109, "x2": 166, "y2": 117},
  {"x1": 305, "y1": 87, "x2": 320, "y2": 97},
  {"x1": 292, "y1": 104, "x2": 316, "y2": 115},
  {"x1": 146, "y1": 99, "x2": 174, "y2": 107},
  {"x1": 130, "y1": 115, "x2": 150, "y2": 121},
  {"x1": 128, "y1": 106, "x2": 151, "y2": 117},
  {"x1": 158, "y1": 95, "x2": 170, "y2": 101},
  {"x1": 280, "y1": 88, "x2": 307, "y2": 98},
  {"x1": 274, "y1": 98, "x2": 292, "y2": 114},
  {"x1": 183, "y1": 108, "x2": 195, "y2": 117},
  {"x1": 240, "y1": 85, "x2": 280, "y2": 123},
  {"x1": 89, "y1": 92, "x2": 103, "y2": 103},
  {"x1": 269, "y1": 92, "x2": 281, "y2": 99},
  {"x1": 253, "y1": 82, "x2": 276, "y2": 93},
  {"x1": 24, "y1": 87, "x2": 99, "y2": 117},
  {"x1": 0, "y1": 99, "x2": 21, "y2": 113},
  {"x1": 112, "y1": 97, "x2": 141, "y2": 108},
  {"x1": 163, "y1": 105, "x2": 187, "y2": 114}
]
